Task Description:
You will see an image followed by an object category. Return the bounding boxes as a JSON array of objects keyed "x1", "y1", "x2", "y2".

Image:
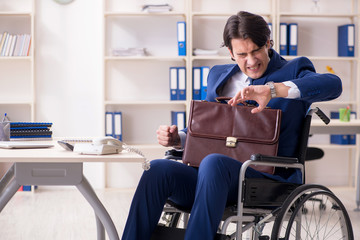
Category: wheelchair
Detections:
[{"x1": 154, "y1": 108, "x2": 354, "y2": 240}]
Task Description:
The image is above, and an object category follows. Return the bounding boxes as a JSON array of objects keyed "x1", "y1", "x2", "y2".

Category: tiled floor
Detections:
[{"x1": 0, "y1": 187, "x2": 358, "y2": 239}]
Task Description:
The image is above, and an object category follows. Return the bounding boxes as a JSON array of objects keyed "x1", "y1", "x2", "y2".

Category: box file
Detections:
[
  {"x1": 170, "y1": 67, "x2": 187, "y2": 101},
  {"x1": 200, "y1": 66, "x2": 210, "y2": 100},
  {"x1": 279, "y1": 23, "x2": 288, "y2": 55},
  {"x1": 178, "y1": 67, "x2": 186, "y2": 100},
  {"x1": 338, "y1": 24, "x2": 355, "y2": 57},
  {"x1": 177, "y1": 21, "x2": 186, "y2": 56},
  {"x1": 348, "y1": 134, "x2": 356, "y2": 145},
  {"x1": 114, "y1": 112, "x2": 122, "y2": 141},
  {"x1": 192, "y1": 67, "x2": 201, "y2": 100},
  {"x1": 105, "y1": 111, "x2": 122, "y2": 141},
  {"x1": 288, "y1": 23, "x2": 298, "y2": 56},
  {"x1": 171, "y1": 111, "x2": 186, "y2": 130},
  {"x1": 169, "y1": 67, "x2": 178, "y2": 100},
  {"x1": 105, "y1": 112, "x2": 114, "y2": 137}
]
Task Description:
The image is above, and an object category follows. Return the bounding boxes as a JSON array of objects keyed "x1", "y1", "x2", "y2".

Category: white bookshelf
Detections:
[
  {"x1": 0, "y1": 0, "x2": 35, "y2": 122},
  {"x1": 103, "y1": 0, "x2": 360, "y2": 187},
  {"x1": 277, "y1": 0, "x2": 360, "y2": 186},
  {"x1": 0, "y1": 0, "x2": 35, "y2": 188},
  {"x1": 102, "y1": 0, "x2": 188, "y2": 187}
]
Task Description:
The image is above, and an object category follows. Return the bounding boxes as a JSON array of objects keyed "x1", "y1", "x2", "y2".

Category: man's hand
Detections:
[
  {"x1": 156, "y1": 125, "x2": 181, "y2": 148},
  {"x1": 228, "y1": 85, "x2": 271, "y2": 113},
  {"x1": 228, "y1": 83, "x2": 290, "y2": 113}
]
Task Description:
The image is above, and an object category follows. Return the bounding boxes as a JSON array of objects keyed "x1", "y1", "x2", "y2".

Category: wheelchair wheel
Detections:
[
  {"x1": 270, "y1": 184, "x2": 329, "y2": 239},
  {"x1": 271, "y1": 187, "x2": 353, "y2": 240}
]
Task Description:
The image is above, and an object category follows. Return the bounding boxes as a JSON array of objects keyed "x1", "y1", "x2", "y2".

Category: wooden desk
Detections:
[
  {"x1": 0, "y1": 141, "x2": 145, "y2": 240},
  {"x1": 310, "y1": 119, "x2": 360, "y2": 210}
]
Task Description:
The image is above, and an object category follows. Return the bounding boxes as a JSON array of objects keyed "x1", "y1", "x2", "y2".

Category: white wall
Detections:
[
  {"x1": 35, "y1": 0, "x2": 102, "y2": 137},
  {"x1": 35, "y1": 0, "x2": 106, "y2": 188}
]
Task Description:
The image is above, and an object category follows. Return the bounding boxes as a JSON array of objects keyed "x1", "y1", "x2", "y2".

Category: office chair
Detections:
[{"x1": 153, "y1": 108, "x2": 353, "y2": 240}]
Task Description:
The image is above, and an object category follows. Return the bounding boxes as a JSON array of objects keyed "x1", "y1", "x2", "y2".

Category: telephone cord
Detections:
[{"x1": 123, "y1": 144, "x2": 150, "y2": 171}]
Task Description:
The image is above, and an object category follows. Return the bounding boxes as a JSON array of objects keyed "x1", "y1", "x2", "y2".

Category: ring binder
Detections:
[
  {"x1": 338, "y1": 24, "x2": 355, "y2": 57},
  {"x1": 177, "y1": 21, "x2": 186, "y2": 56}
]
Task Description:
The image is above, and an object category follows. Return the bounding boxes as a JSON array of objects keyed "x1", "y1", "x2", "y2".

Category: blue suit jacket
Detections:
[{"x1": 185, "y1": 50, "x2": 342, "y2": 182}]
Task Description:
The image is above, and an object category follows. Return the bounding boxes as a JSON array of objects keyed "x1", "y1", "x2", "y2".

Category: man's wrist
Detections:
[
  {"x1": 274, "y1": 82, "x2": 291, "y2": 98},
  {"x1": 175, "y1": 131, "x2": 186, "y2": 149},
  {"x1": 265, "y1": 81, "x2": 276, "y2": 98}
]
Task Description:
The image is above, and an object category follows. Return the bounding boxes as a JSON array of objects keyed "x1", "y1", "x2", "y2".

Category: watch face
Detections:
[{"x1": 54, "y1": 0, "x2": 74, "y2": 4}]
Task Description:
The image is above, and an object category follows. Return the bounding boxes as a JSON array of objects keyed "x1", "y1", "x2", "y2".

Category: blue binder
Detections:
[
  {"x1": 338, "y1": 24, "x2": 355, "y2": 57},
  {"x1": 192, "y1": 67, "x2": 201, "y2": 100},
  {"x1": 169, "y1": 67, "x2": 178, "y2": 100},
  {"x1": 348, "y1": 134, "x2": 356, "y2": 145},
  {"x1": 279, "y1": 23, "x2": 288, "y2": 55},
  {"x1": 200, "y1": 66, "x2": 210, "y2": 100},
  {"x1": 178, "y1": 67, "x2": 186, "y2": 100},
  {"x1": 22, "y1": 185, "x2": 32, "y2": 191},
  {"x1": 171, "y1": 111, "x2": 186, "y2": 130},
  {"x1": 114, "y1": 112, "x2": 122, "y2": 141},
  {"x1": 177, "y1": 21, "x2": 186, "y2": 56},
  {"x1": 105, "y1": 111, "x2": 114, "y2": 137},
  {"x1": 288, "y1": 23, "x2": 298, "y2": 56}
]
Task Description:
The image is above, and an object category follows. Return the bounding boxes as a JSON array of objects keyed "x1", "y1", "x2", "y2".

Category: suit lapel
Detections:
[{"x1": 215, "y1": 64, "x2": 240, "y2": 90}]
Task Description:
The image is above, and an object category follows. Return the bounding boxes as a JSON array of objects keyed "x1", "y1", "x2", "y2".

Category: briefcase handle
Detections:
[{"x1": 215, "y1": 97, "x2": 256, "y2": 107}]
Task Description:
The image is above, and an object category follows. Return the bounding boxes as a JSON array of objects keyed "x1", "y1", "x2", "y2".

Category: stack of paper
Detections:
[
  {"x1": 112, "y1": 48, "x2": 147, "y2": 57},
  {"x1": 142, "y1": 4, "x2": 173, "y2": 13},
  {"x1": 193, "y1": 48, "x2": 219, "y2": 56}
]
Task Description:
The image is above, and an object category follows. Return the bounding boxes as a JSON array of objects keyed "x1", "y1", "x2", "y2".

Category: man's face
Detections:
[{"x1": 228, "y1": 38, "x2": 270, "y2": 79}]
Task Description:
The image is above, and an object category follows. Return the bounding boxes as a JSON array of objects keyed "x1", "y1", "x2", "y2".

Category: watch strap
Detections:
[{"x1": 266, "y1": 81, "x2": 276, "y2": 98}]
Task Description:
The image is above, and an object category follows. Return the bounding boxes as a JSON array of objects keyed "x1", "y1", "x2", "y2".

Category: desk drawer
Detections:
[{"x1": 15, "y1": 162, "x2": 83, "y2": 185}]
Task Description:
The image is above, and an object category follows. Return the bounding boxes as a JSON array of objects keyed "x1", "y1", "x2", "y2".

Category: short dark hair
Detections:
[{"x1": 223, "y1": 11, "x2": 273, "y2": 52}]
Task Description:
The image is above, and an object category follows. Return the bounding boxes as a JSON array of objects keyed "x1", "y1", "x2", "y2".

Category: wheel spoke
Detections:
[{"x1": 271, "y1": 187, "x2": 353, "y2": 240}]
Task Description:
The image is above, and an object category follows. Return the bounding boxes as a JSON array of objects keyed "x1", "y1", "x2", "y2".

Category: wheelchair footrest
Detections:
[
  {"x1": 243, "y1": 178, "x2": 300, "y2": 207},
  {"x1": 151, "y1": 226, "x2": 230, "y2": 240},
  {"x1": 259, "y1": 236, "x2": 270, "y2": 240},
  {"x1": 151, "y1": 226, "x2": 185, "y2": 240}
]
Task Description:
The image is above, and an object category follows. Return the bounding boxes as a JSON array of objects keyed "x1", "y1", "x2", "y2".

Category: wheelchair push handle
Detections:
[
  {"x1": 308, "y1": 107, "x2": 330, "y2": 125},
  {"x1": 314, "y1": 107, "x2": 330, "y2": 125}
]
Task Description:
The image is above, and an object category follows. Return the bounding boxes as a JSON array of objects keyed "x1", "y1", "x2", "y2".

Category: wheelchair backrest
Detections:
[{"x1": 295, "y1": 114, "x2": 313, "y2": 166}]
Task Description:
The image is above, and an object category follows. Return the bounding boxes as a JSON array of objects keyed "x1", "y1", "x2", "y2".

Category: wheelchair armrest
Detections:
[
  {"x1": 164, "y1": 149, "x2": 183, "y2": 160},
  {"x1": 250, "y1": 154, "x2": 299, "y2": 164}
]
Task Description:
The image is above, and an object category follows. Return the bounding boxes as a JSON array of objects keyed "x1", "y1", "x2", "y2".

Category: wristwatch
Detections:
[{"x1": 266, "y1": 81, "x2": 276, "y2": 98}]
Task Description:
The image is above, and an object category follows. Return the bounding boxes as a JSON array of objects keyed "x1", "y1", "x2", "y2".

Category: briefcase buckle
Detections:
[{"x1": 226, "y1": 137, "x2": 237, "y2": 148}]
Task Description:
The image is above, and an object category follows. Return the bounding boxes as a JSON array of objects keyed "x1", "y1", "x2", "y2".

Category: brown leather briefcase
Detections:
[{"x1": 182, "y1": 100, "x2": 282, "y2": 174}]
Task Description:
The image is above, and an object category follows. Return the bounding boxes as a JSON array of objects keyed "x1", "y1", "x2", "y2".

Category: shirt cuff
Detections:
[
  {"x1": 283, "y1": 81, "x2": 301, "y2": 99},
  {"x1": 178, "y1": 131, "x2": 187, "y2": 149}
]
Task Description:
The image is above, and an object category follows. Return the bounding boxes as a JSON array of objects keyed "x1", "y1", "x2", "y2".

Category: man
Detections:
[{"x1": 122, "y1": 11, "x2": 342, "y2": 240}]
